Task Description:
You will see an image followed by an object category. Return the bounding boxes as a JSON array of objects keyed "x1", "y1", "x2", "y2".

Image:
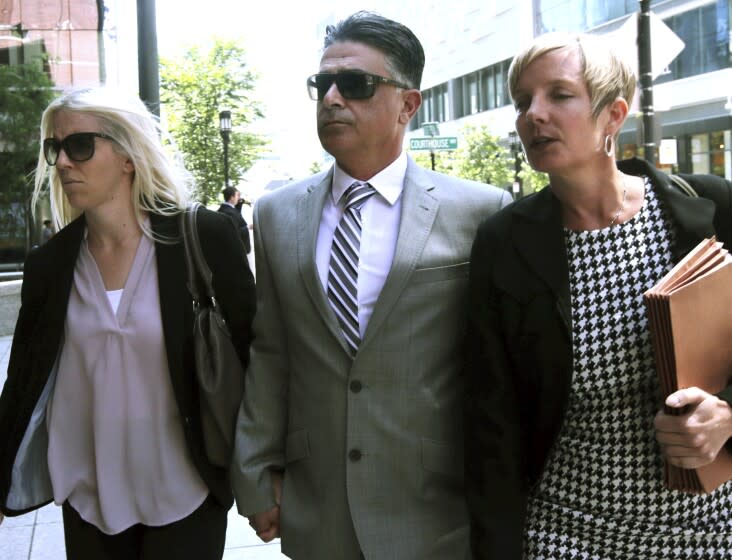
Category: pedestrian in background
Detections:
[
  {"x1": 0, "y1": 87, "x2": 255, "y2": 560},
  {"x1": 465, "y1": 32, "x2": 732, "y2": 559},
  {"x1": 41, "y1": 219, "x2": 54, "y2": 243},
  {"x1": 217, "y1": 186, "x2": 251, "y2": 254},
  {"x1": 230, "y1": 11, "x2": 511, "y2": 560}
]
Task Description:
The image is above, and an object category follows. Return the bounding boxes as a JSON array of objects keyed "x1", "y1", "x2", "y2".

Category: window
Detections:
[
  {"x1": 656, "y1": 2, "x2": 731, "y2": 83},
  {"x1": 535, "y1": 0, "x2": 670, "y2": 35},
  {"x1": 690, "y1": 133, "x2": 710, "y2": 174},
  {"x1": 452, "y1": 58, "x2": 511, "y2": 118}
]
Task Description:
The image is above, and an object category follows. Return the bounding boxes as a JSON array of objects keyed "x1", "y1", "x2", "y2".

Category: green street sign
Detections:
[
  {"x1": 422, "y1": 122, "x2": 440, "y2": 137},
  {"x1": 409, "y1": 136, "x2": 458, "y2": 151}
]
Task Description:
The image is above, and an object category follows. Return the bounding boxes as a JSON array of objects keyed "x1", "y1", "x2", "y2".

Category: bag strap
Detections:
[
  {"x1": 668, "y1": 174, "x2": 699, "y2": 198},
  {"x1": 180, "y1": 202, "x2": 218, "y2": 308}
]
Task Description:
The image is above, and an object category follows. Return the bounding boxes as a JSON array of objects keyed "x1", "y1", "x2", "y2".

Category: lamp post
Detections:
[
  {"x1": 219, "y1": 110, "x2": 232, "y2": 188},
  {"x1": 508, "y1": 131, "x2": 522, "y2": 199}
]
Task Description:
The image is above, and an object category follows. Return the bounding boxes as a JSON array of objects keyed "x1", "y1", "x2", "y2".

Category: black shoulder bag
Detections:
[{"x1": 180, "y1": 203, "x2": 245, "y2": 467}]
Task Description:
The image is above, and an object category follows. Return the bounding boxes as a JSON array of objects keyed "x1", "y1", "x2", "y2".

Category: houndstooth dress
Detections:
[{"x1": 523, "y1": 177, "x2": 732, "y2": 560}]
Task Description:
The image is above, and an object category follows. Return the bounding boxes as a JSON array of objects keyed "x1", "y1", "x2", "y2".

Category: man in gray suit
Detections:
[{"x1": 231, "y1": 11, "x2": 511, "y2": 560}]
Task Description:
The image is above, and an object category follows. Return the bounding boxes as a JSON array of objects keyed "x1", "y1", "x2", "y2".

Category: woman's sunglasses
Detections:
[
  {"x1": 43, "y1": 132, "x2": 115, "y2": 166},
  {"x1": 306, "y1": 71, "x2": 410, "y2": 101}
]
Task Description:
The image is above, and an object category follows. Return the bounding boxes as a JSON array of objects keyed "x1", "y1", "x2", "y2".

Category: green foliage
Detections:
[
  {"x1": 518, "y1": 155, "x2": 550, "y2": 194},
  {"x1": 412, "y1": 150, "x2": 459, "y2": 175},
  {"x1": 456, "y1": 125, "x2": 514, "y2": 187},
  {"x1": 160, "y1": 38, "x2": 266, "y2": 205},
  {"x1": 411, "y1": 124, "x2": 549, "y2": 198},
  {"x1": 0, "y1": 59, "x2": 54, "y2": 256},
  {"x1": 0, "y1": 61, "x2": 54, "y2": 202},
  {"x1": 309, "y1": 160, "x2": 325, "y2": 175}
]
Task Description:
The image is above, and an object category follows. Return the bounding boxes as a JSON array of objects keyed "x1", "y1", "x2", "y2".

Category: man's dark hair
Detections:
[
  {"x1": 43, "y1": 219, "x2": 52, "y2": 226},
  {"x1": 222, "y1": 186, "x2": 238, "y2": 202},
  {"x1": 324, "y1": 11, "x2": 425, "y2": 90}
]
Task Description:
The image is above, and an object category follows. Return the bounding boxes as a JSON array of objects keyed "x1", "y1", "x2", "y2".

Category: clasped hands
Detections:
[
  {"x1": 243, "y1": 389, "x2": 732, "y2": 541},
  {"x1": 248, "y1": 471, "x2": 282, "y2": 543},
  {"x1": 655, "y1": 387, "x2": 732, "y2": 469}
]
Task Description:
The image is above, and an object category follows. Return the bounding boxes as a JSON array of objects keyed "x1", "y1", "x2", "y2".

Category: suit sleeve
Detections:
[
  {"x1": 464, "y1": 222, "x2": 527, "y2": 560},
  {"x1": 230, "y1": 196, "x2": 290, "y2": 515}
]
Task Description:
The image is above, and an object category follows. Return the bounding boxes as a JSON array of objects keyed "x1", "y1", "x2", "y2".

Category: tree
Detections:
[
  {"x1": 160, "y1": 38, "x2": 266, "y2": 205},
  {"x1": 412, "y1": 150, "x2": 459, "y2": 175},
  {"x1": 457, "y1": 125, "x2": 514, "y2": 187},
  {"x1": 0, "y1": 59, "x2": 54, "y2": 257},
  {"x1": 518, "y1": 154, "x2": 550, "y2": 194},
  {"x1": 412, "y1": 124, "x2": 548, "y2": 196}
]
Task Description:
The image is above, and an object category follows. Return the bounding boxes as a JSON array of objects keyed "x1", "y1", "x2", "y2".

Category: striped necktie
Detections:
[{"x1": 327, "y1": 181, "x2": 377, "y2": 356}]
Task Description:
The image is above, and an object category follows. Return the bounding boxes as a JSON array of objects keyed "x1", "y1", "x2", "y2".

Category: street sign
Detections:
[
  {"x1": 609, "y1": 12, "x2": 685, "y2": 80},
  {"x1": 422, "y1": 122, "x2": 440, "y2": 137},
  {"x1": 409, "y1": 137, "x2": 458, "y2": 151}
]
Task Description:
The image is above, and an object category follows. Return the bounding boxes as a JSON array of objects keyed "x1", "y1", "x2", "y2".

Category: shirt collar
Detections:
[{"x1": 331, "y1": 151, "x2": 407, "y2": 206}]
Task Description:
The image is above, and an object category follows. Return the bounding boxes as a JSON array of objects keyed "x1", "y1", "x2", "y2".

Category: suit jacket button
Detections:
[
  {"x1": 348, "y1": 448, "x2": 362, "y2": 462},
  {"x1": 349, "y1": 380, "x2": 362, "y2": 393}
]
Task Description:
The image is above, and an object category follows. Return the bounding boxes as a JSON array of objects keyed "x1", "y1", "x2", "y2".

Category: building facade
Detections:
[
  {"x1": 0, "y1": 0, "x2": 133, "y2": 262},
  {"x1": 320, "y1": 0, "x2": 731, "y2": 181}
]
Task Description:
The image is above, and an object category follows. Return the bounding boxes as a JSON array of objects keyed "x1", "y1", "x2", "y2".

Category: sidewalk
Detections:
[{"x1": 0, "y1": 335, "x2": 287, "y2": 560}]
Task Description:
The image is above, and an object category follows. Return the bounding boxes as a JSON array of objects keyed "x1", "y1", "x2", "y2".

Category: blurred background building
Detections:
[
  {"x1": 0, "y1": 0, "x2": 135, "y2": 264},
  {"x1": 0, "y1": 0, "x2": 730, "y2": 266},
  {"x1": 353, "y1": 0, "x2": 731, "y2": 181}
]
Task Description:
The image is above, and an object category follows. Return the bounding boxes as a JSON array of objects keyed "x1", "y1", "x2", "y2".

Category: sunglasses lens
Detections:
[
  {"x1": 312, "y1": 74, "x2": 335, "y2": 100},
  {"x1": 43, "y1": 133, "x2": 97, "y2": 165},
  {"x1": 65, "y1": 134, "x2": 96, "y2": 162},
  {"x1": 309, "y1": 73, "x2": 374, "y2": 100},
  {"x1": 336, "y1": 74, "x2": 372, "y2": 99}
]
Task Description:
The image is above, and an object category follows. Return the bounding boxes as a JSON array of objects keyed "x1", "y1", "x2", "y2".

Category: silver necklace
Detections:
[{"x1": 608, "y1": 177, "x2": 628, "y2": 227}]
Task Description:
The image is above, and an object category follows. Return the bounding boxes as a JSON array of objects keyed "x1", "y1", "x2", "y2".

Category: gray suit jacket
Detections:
[{"x1": 232, "y1": 156, "x2": 511, "y2": 559}]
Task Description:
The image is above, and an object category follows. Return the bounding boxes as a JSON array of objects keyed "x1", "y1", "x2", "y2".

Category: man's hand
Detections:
[
  {"x1": 248, "y1": 471, "x2": 283, "y2": 543},
  {"x1": 655, "y1": 387, "x2": 732, "y2": 469}
]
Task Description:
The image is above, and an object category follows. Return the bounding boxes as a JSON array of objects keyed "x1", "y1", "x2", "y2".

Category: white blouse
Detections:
[{"x1": 46, "y1": 231, "x2": 208, "y2": 534}]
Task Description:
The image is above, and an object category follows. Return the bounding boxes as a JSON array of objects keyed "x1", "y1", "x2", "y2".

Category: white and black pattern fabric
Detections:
[
  {"x1": 327, "y1": 181, "x2": 376, "y2": 356},
  {"x1": 524, "y1": 177, "x2": 732, "y2": 559}
]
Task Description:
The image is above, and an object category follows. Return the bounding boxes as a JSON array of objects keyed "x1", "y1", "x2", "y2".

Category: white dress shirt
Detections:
[{"x1": 315, "y1": 151, "x2": 407, "y2": 337}]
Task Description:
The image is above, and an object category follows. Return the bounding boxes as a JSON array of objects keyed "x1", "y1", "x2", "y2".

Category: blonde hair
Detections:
[
  {"x1": 508, "y1": 32, "x2": 636, "y2": 120},
  {"x1": 33, "y1": 87, "x2": 191, "y2": 237}
]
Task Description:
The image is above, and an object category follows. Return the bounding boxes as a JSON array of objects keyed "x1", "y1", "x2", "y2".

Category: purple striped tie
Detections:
[{"x1": 327, "y1": 182, "x2": 376, "y2": 356}]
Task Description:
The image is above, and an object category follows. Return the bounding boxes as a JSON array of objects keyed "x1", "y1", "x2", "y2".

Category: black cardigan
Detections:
[
  {"x1": 0, "y1": 209, "x2": 255, "y2": 515},
  {"x1": 464, "y1": 158, "x2": 732, "y2": 559}
]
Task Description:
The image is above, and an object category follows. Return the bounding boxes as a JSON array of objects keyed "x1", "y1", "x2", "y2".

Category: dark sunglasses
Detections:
[
  {"x1": 43, "y1": 132, "x2": 115, "y2": 166},
  {"x1": 306, "y1": 71, "x2": 410, "y2": 101}
]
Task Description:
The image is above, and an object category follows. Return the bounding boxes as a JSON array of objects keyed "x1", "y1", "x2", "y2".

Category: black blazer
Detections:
[
  {"x1": 464, "y1": 158, "x2": 732, "y2": 559},
  {"x1": 217, "y1": 203, "x2": 251, "y2": 254},
  {"x1": 0, "y1": 209, "x2": 255, "y2": 515}
]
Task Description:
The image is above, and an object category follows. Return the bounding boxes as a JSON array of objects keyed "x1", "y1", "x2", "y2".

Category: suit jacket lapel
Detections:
[
  {"x1": 361, "y1": 160, "x2": 439, "y2": 349},
  {"x1": 297, "y1": 169, "x2": 352, "y2": 353},
  {"x1": 43, "y1": 215, "x2": 85, "y2": 362},
  {"x1": 151, "y1": 213, "x2": 190, "y2": 410},
  {"x1": 512, "y1": 188, "x2": 573, "y2": 333}
]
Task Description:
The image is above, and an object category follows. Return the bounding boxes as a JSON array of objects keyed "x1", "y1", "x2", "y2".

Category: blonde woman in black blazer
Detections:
[
  {"x1": 0, "y1": 88, "x2": 255, "y2": 559},
  {"x1": 465, "y1": 33, "x2": 732, "y2": 559}
]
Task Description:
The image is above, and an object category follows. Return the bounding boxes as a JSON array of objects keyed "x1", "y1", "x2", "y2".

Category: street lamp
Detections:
[
  {"x1": 219, "y1": 110, "x2": 232, "y2": 188},
  {"x1": 508, "y1": 131, "x2": 522, "y2": 199}
]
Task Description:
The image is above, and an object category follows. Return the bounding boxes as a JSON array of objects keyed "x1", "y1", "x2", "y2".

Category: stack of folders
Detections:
[{"x1": 644, "y1": 237, "x2": 732, "y2": 494}]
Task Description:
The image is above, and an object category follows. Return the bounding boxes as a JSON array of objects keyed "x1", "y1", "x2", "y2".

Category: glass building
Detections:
[{"x1": 395, "y1": 0, "x2": 732, "y2": 180}]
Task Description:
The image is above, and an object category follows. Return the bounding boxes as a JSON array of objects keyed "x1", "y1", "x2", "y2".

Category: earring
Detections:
[{"x1": 604, "y1": 134, "x2": 614, "y2": 158}]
